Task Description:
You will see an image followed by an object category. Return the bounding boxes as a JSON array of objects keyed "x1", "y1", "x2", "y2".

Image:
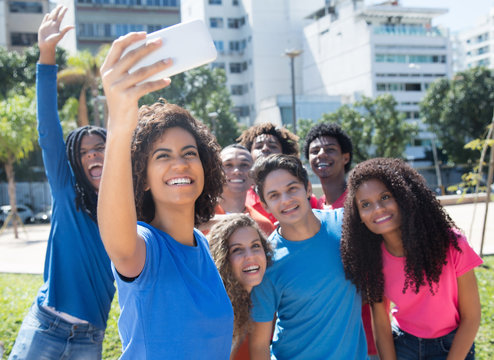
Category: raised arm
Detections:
[
  {"x1": 446, "y1": 269, "x2": 481, "y2": 360},
  {"x1": 98, "y1": 33, "x2": 171, "y2": 278},
  {"x1": 38, "y1": 5, "x2": 74, "y2": 65},
  {"x1": 36, "y1": 6, "x2": 75, "y2": 189}
]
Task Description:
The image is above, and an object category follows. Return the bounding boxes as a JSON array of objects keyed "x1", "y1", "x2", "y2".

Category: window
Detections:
[
  {"x1": 227, "y1": 17, "x2": 245, "y2": 29},
  {"x1": 209, "y1": 0, "x2": 222, "y2": 4},
  {"x1": 214, "y1": 40, "x2": 224, "y2": 52},
  {"x1": 11, "y1": 32, "x2": 37, "y2": 46},
  {"x1": 232, "y1": 0, "x2": 239, "y2": 5},
  {"x1": 229, "y1": 62, "x2": 247, "y2": 73},
  {"x1": 231, "y1": 84, "x2": 248, "y2": 95},
  {"x1": 233, "y1": 106, "x2": 250, "y2": 117},
  {"x1": 211, "y1": 62, "x2": 225, "y2": 70},
  {"x1": 148, "y1": 24, "x2": 162, "y2": 33},
  {"x1": 405, "y1": 83, "x2": 421, "y2": 91},
  {"x1": 210, "y1": 17, "x2": 224, "y2": 28},
  {"x1": 9, "y1": 1, "x2": 42, "y2": 13},
  {"x1": 229, "y1": 39, "x2": 246, "y2": 52}
]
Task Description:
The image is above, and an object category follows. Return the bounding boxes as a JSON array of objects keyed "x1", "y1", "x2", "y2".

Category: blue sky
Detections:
[{"x1": 366, "y1": 0, "x2": 494, "y2": 32}]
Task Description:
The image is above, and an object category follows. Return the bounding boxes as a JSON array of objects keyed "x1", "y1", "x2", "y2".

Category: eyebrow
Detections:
[
  {"x1": 152, "y1": 145, "x2": 198, "y2": 156},
  {"x1": 228, "y1": 238, "x2": 261, "y2": 248},
  {"x1": 266, "y1": 180, "x2": 300, "y2": 196}
]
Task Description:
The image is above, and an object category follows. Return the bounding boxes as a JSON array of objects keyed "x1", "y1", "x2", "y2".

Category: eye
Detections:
[
  {"x1": 184, "y1": 150, "x2": 198, "y2": 158},
  {"x1": 360, "y1": 201, "x2": 370, "y2": 209},
  {"x1": 268, "y1": 193, "x2": 279, "y2": 200},
  {"x1": 96, "y1": 146, "x2": 105, "y2": 152},
  {"x1": 156, "y1": 153, "x2": 170, "y2": 160},
  {"x1": 382, "y1": 194, "x2": 391, "y2": 200},
  {"x1": 230, "y1": 247, "x2": 242, "y2": 255}
]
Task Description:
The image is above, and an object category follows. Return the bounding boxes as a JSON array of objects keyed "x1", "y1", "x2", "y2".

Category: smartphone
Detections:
[{"x1": 121, "y1": 20, "x2": 217, "y2": 83}]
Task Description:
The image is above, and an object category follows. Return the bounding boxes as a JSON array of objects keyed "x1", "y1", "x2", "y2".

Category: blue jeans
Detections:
[
  {"x1": 393, "y1": 325, "x2": 475, "y2": 360},
  {"x1": 9, "y1": 301, "x2": 104, "y2": 360}
]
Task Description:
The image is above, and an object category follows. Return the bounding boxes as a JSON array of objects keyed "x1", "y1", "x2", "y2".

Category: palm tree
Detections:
[{"x1": 57, "y1": 45, "x2": 109, "y2": 127}]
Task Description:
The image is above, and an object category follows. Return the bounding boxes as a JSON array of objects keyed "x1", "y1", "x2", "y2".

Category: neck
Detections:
[
  {"x1": 321, "y1": 176, "x2": 346, "y2": 205},
  {"x1": 279, "y1": 212, "x2": 321, "y2": 241},
  {"x1": 151, "y1": 205, "x2": 196, "y2": 246},
  {"x1": 382, "y1": 231, "x2": 404, "y2": 257},
  {"x1": 219, "y1": 191, "x2": 247, "y2": 213}
]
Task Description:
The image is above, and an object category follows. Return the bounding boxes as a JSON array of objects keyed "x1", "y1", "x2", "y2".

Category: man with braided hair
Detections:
[{"x1": 9, "y1": 6, "x2": 115, "y2": 359}]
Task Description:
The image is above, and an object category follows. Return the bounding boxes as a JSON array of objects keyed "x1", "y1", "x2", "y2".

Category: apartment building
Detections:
[
  {"x1": 303, "y1": 0, "x2": 451, "y2": 163},
  {"x1": 181, "y1": 0, "x2": 326, "y2": 125},
  {"x1": 0, "y1": 0, "x2": 49, "y2": 51},
  {"x1": 57, "y1": 0, "x2": 180, "y2": 54}
]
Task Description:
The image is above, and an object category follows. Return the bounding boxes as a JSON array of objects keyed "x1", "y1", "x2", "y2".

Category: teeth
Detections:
[
  {"x1": 88, "y1": 163, "x2": 102, "y2": 170},
  {"x1": 317, "y1": 163, "x2": 329, "y2": 168},
  {"x1": 230, "y1": 179, "x2": 244, "y2": 183},
  {"x1": 243, "y1": 265, "x2": 260, "y2": 273},
  {"x1": 375, "y1": 215, "x2": 391, "y2": 223},
  {"x1": 167, "y1": 177, "x2": 191, "y2": 185},
  {"x1": 282, "y1": 205, "x2": 298, "y2": 213}
]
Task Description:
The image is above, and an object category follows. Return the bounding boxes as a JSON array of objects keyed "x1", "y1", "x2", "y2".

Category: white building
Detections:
[
  {"x1": 303, "y1": 0, "x2": 451, "y2": 162},
  {"x1": 454, "y1": 6, "x2": 494, "y2": 72},
  {"x1": 181, "y1": 0, "x2": 327, "y2": 125},
  {"x1": 0, "y1": 0, "x2": 49, "y2": 51},
  {"x1": 57, "y1": 0, "x2": 180, "y2": 55}
]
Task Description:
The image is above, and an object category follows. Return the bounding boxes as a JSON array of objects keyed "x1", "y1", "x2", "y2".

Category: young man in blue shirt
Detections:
[{"x1": 248, "y1": 154, "x2": 368, "y2": 359}]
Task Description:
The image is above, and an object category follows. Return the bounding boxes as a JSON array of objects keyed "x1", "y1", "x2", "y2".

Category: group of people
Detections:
[{"x1": 8, "y1": 6, "x2": 483, "y2": 360}]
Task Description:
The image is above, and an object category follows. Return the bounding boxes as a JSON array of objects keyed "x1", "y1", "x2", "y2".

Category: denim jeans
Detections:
[
  {"x1": 393, "y1": 325, "x2": 475, "y2": 360},
  {"x1": 9, "y1": 301, "x2": 104, "y2": 360}
]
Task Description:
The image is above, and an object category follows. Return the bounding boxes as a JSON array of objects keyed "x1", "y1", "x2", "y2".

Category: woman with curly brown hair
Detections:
[
  {"x1": 208, "y1": 214, "x2": 272, "y2": 360},
  {"x1": 97, "y1": 33, "x2": 233, "y2": 358},
  {"x1": 341, "y1": 157, "x2": 482, "y2": 360}
]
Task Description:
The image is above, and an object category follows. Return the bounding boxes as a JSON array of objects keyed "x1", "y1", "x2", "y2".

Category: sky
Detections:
[{"x1": 366, "y1": 0, "x2": 494, "y2": 32}]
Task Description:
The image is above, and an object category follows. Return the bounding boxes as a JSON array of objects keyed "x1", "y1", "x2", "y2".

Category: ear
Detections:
[
  {"x1": 342, "y1": 153, "x2": 350, "y2": 165},
  {"x1": 144, "y1": 181, "x2": 150, "y2": 192},
  {"x1": 307, "y1": 180, "x2": 313, "y2": 198}
]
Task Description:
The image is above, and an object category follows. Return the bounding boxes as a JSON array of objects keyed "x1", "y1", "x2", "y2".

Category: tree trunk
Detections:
[
  {"x1": 91, "y1": 85, "x2": 101, "y2": 127},
  {"x1": 4, "y1": 156, "x2": 19, "y2": 239},
  {"x1": 78, "y1": 85, "x2": 89, "y2": 127}
]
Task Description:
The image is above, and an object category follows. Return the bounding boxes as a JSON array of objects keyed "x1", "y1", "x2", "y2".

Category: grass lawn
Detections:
[{"x1": 1, "y1": 256, "x2": 493, "y2": 359}]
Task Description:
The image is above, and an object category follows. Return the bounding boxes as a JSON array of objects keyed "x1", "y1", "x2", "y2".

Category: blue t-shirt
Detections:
[
  {"x1": 114, "y1": 222, "x2": 234, "y2": 359},
  {"x1": 35, "y1": 64, "x2": 115, "y2": 330},
  {"x1": 251, "y1": 209, "x2": 368, "y2": 359}
]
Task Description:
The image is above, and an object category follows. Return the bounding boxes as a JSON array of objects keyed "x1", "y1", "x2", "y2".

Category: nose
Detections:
[
  {"x1": 172, "y1": 157, "x2": 188, "y2": 170},
  {"x1": 261, "y1": 143, "x2": 270, "y2": 154}
]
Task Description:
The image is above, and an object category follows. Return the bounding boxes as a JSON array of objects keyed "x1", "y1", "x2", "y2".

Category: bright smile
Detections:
[
  {"x1": 166, "y1": 177, "x2": 193, "y2": 186},
  {"x1": 242, "y1": 265, "x2": 260, "y2": 273},
  {"x1": 374, "y1": 215, "x2": 392, "y2": 224},
  {"x1": 88, "y1": 162, "x2": 103, "y2": 179}
]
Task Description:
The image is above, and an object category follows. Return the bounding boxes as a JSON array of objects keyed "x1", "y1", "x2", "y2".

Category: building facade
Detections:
[
  {"x1": 57, "y1": 0, "x2": 180, "y2": 54},
  {"x1": 303, "y1": 0, "x2": 451, "y2": 163},
  {"x1": 181, "y1": 0, "x2": 325, "y2": 125},
  {"x1": 454, "y1": 6, "x2": 494, "y2": 72},
  {"x1": 0, "y1": 0, "x2": 49, "y2": 51}
]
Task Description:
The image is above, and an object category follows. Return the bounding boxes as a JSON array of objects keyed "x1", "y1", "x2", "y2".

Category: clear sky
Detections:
[{"x1": 366, "y1": 0, "x2": 494, "y2": 32}]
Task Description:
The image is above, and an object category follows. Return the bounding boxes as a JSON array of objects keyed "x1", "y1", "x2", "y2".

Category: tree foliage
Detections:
[
  {"x1": 298, "y1": 94, "x2": 417, "y2": 163},
  {"x1": 0, "y1": 45, "x2": 67, "y2": 99},
  {"x1": 420, "y1": 67, "x2": 494, "y2": 165},
  {"x1": 139, "y1": 66, "x2": 241, "y2": 147}
]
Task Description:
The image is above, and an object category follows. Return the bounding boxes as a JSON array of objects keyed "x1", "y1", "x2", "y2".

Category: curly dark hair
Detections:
[
  {"x1": 65, "y1": 125, "x2": 107, "y2": 222},
  {"x1": 236, "y1": 122, "x2": 299, "y2": 157},
  {"x1": 131, "y1": 101, "x2": 224, "y2": 225},
  {"x1": 251, "y1": 154, "x2": 309, "y2": 204},
  {"x1": 340, "y1": 158, "x2": 461, "y2": 304},
  {"x1": 208, "y1": 214, "x2": 273, "y2": 347},
  {"x1": 302, "y1": 122, "x2": 353, "y2": 172}
]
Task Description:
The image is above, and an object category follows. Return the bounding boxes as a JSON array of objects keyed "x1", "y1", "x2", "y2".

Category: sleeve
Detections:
[
  {"x1": 250, "y1": 274, "x2": 279, "y2": 322},
  {"x1": 451, "y1": 233, "x2": 483, "y2": 277},
  {"x1": 36, "y1": 63, "x2": 73, "y2": 193}
]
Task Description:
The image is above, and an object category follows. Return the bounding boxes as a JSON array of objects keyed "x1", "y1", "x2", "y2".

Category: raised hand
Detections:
[
  {"x1": 100, "y1": 32, "x2": 172, "y2": 134},
  {"x1": 38, "y1": 5, "x2": 74, "y2": 64}
]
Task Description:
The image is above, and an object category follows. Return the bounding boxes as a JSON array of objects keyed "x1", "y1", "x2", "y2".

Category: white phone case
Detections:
[{"x1": 121, "y1": 20, "x2": 217, "y2": 82}]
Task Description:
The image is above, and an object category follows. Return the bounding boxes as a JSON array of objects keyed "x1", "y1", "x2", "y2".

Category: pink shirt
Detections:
[{"x1": 382, "y1": 234, "x2": 483, "y2": 338}]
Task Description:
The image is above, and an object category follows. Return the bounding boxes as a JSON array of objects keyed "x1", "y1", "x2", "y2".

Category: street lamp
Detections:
[{"x1": 285, "y1": 49, "x2": 302, "y2": 134}]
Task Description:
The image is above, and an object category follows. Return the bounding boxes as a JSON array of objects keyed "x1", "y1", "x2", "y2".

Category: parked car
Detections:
[
  {"x1": 0, "y1": 204, "x2": 34, "y2": 225},
  {"x1": 33, "y1": 207, "x2": 52, "y2": 224}
]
